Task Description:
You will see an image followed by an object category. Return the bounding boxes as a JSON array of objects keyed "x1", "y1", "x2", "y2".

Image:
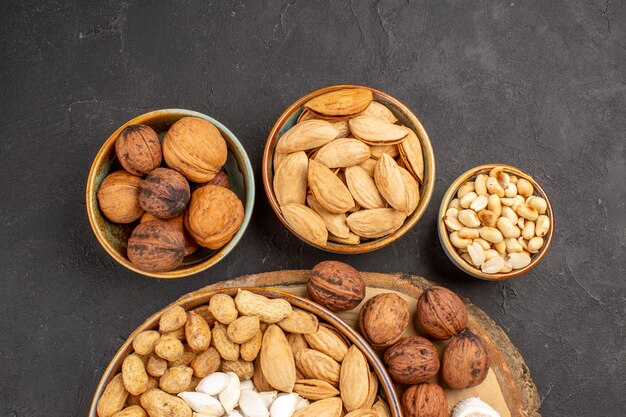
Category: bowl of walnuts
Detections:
[
  {"x1": 86, "y1": 109, "x2": 254, "y2": 278},
  {"x1": 262, "y1": 85, "x2": 436, "y2": 253}
]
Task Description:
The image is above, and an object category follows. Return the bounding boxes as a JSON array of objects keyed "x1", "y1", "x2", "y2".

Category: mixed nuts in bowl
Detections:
[
  {"x1": 438, "y1": 164, "x2": 554, "y2": 280},
  {"x1": 86, "y1": 109, "x2": 255, "y2": 278},
  {"x1": 262, "y1": 85, "x2": 435, "y2": 253},
  {"x1": 90, "y1": 287, "x2": 401, "y2": 417}
]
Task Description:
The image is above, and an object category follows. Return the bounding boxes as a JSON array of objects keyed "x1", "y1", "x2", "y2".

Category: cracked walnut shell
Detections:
[{"x1": 185, "y1": 185, "x2": 244, "y2": 250}]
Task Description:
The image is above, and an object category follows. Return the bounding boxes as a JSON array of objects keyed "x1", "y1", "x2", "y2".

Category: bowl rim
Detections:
[
  {"x1": 262, "y1": 84, "x2": 436, "y2": 254},
  {"x1": 88, "y1": 287, "x2": 402, "y2": 417},
  {"x1": 438, "y1": 164, "x2": 555, "y2": 280},
  {"x1": 85, "y1": 108, "x2": 255, "y2": 279}
]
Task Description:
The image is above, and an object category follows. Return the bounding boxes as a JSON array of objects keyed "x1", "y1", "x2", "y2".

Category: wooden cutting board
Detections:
[{"x1": 180, "y1": 271, "x2": 541, "y2": 417}]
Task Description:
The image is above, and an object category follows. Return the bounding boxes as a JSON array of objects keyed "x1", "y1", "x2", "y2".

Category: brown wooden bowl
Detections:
[
  {"x1": 85, "y1": 109, "x2": 255, "y2": 279},
  {"x1": 262, "y1": 84, "x2": 436, "y2": 254},
  {"x1": 438, "y1": 164, "x2": 555, "y2": 280},
  {"x1": 88, "y1": 287, "x2": 402, "y2": 417}
]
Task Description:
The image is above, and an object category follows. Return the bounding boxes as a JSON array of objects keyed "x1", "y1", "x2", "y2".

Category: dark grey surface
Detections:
[{"x1": 1, "y1": 1, "x2": 624, "y2": 416}]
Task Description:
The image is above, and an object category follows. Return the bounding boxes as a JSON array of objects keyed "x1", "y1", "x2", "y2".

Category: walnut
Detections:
[
  {"x1": 307, "y1": 261, "x2": 365, "y2": 312},
  {"x1": 441, "y1": 329, "x2": 491, "y2": 389},
  {"x1": 162, "y1": 117, "x2": 227, "y2": 182},
  {"x1": 401, "y1": 383, "x2": 447, "y2": 417},
  {"x1": 185, "y1": 185, "x2": 244, "y2": 250},
  {"x1": 358, "y1": 293, "x2": 409, "y2": 348},
  {"x1": 96, "y1": 171, "x2": 144, "y2": 223},
  {"x1": 139, "y1": 168, "x2": 190, "y2": 219},
  {"x1": 383, "y1": 336, "x2": 439, "y2": 384},
  {"x1": 127, "y1": 220, "x2": 185, "y2": 272},
  {"x1": 115, "y1": 124, "x2": 162, "y2": 176},
  {"x1": 140, "y1": 212, "x2": 198, "y2": 257},
  {"x1": 415, "y1": 287, "x2": 468, "y2": 340}
]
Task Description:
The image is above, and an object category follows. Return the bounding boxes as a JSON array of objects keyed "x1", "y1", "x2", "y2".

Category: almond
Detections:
[
  {"x1": 292, "y1": 397, "x2": 343, "y2": 417},
  {"x1": 274, "y1": 151, "x2": 309, "y2": 206},
  {"x1": 374, "y1": 154, "x2": 408, "y2": 213},
  {"x1": 345, "y1": 166, "x2": 387, "y2": 209},
  {"x1": 260, "y1": 325, "x2": 296, "y2": 392},
  {"x1": 340, "y1": 345, "x2": 369, "y2": 411},
  {"x1": 277, "y1": 307, "x2": 319, "y2": 334},
  {"x1": 304, "y1": 88, "x2": 373, "y2": 116},
  {"x1": 400, "y1": 167, "x2": 420, "y2": 215},
  {"x1": 306, "y1": 195, "x2": 351, "y2": 239},
  {"x1": 358, "y1": 101, "x2": 398, "y2": 123},
  {"x1": 349, "y1": 115, "x2": 408, "y2": 144},
  {"x1": 304, "y1": 324, "x2": 349, "y2": 363},
  {"x1": 398, "y1": 126, "x2": 424, "y2": 183},
  {"x1": 276, "y1": 120, "x2": 339, "y2": 153},
  {"x1": 315, "y1": 138, "x2": 371, "y2": 168},
  {"x1": 294, "y1": 379, "x2": 340, "y2": 400},
  {"x1": 281, "y1": 203, "x2": 328, "y2": 246},
  {"x1": 294, "y1": 348, "x2": 341, "y2": 386},
  {"x1": 346, "y1": 208, "x2": 407, "y2": 238},
  {"x1": 308, "y1": 159, "x2": 355, "y2": 214}
]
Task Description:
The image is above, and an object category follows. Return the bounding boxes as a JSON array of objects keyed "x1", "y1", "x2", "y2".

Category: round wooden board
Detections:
[{"x1": 180, "y1": 270, "x2": 541, "y2": 417}]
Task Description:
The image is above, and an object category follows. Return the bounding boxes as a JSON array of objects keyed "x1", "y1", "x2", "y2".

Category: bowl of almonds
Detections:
[
  {"x1": 439, "y1": 164, "x2": 555, "y2": 280},
  {"x1": 90, "y1": 288, "x2": 401, "y2": 417},
  {"x1": 262, "y1": 85, "x2": 435, "y2": 253}
]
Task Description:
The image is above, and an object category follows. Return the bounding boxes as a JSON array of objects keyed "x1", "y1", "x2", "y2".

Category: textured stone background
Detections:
[{"x1": 1, "y1": 1, "x2": 624, "y2": 416}]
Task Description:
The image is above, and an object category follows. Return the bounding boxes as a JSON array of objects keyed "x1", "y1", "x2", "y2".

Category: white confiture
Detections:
[
  {"x1": 452, "y1": 397, "x2": 501, "y2": 417},
  {"x1": 196, "y1": 372, "x2": 229, "y2": 395},
  {"x1": 178, "y1": 391, "x2": 225, "y2": 415},
  {"x1": 269, "y1": 393, "x2": 299, "y2": 417},
  {"x1": 239, "y1": 389, "x2": 270, "y2": 417},
  {"x1": 219, "y1": 372, "x2": 241, "y2": 413}
]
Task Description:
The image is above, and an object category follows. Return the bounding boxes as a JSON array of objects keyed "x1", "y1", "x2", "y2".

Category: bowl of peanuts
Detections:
[{"x1": 438, "y1": 164, "x2": 554, "y2": 280}]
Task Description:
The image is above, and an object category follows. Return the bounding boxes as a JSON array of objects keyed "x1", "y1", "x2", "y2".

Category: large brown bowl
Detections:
[
  {"x1": 88, "y1": 287, "x2": 402, "y2": 417},
  {"x1": 262, "y1": 84, "x2": 436, "y2": 254},
  {"x1": 438, "y1": 164, "x2": 555, "y2": 280},
  {"x1": 86, "y1": 109, "x2": 255, "y2": 279}
]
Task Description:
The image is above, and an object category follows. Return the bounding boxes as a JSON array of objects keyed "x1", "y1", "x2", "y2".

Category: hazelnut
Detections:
[
  {"x1": 358, "y1": 293, "x2": 409, "y2": 348},
  {"x1": 185, "y1": 185, "x2": 244, "y2": 250},
  {"x1": 441, "y1": 329, "x2": 490, "y2": 389},
  {"x1": 96, "y1": 170, "x2": 144, "y2": 223},
  {"x1": 384, "y1": 336, "x2": 439, "y2": 385},
  {"x1": 141, "y1": 212, "x2": 198, "y2": 257},
  {"x1": 415, "y1": 287, "x2": 468, "y2": 340},
  {"x1": 307, "y1": 261, "x2": 365, "y2": 312},
  {"x1": 115, "y1": 124, "x2": 162, "y2": 176},
  {"x1": 139, "y1": 168, "x2": 190, "y2": 219},
  {"x1": 401, "y1": 383, "x2": 447, "y2": 417},
  {"x1": 162, "y1": 117, "x2": 227, "y2": 182},
  {"x1": 127, "y1": 220, "x2": 185, "y2": 272}
]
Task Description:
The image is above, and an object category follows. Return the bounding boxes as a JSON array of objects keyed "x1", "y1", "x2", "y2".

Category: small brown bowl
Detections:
[
  {"x1": 88, "y1": 287, "x2": 402, "y2": 417},
  {"x1": 438, "y1": 164, "x2": 555, "y2": 280},
  {"x1": 86, "y1": 109, "x2": 255, "y2": 279},
  {"x1": 262, "y1": 84, "x2": 436, "y2": 253}
]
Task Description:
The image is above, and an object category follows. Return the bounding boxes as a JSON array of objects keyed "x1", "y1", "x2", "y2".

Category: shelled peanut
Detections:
[
  {"x1": 96, "y1": 289, "x2": 390, "y2": 417},
  {"x1": 443, "y1": 167, "x2": 551, "y2": 274}
]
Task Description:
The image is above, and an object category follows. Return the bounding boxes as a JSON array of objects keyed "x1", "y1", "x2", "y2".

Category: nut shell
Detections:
[
  {"x1": 401, "y1": 383, "x2": 447, "y2": 417},
  {"x1": 97, "y1": 171, "x2": 144, "y2": 223},
  {"x1": 193, "y1": 170, "x2": 231, "y2": 191},
  {"x1": 162, "y1": 116, "x2": 227, "y2": 182},
  {"x1": 383, "y1": 336, "x2": 439, "y2": 385},
  {"x1": 141, "y1": 212, "x2": 198, "y2": 256},
  {"x1": 358, "y1": 293, "x2": 409, "y2": 348},
  {"x1": 415, "y1": 287, "x2": 468, "y2": 340},
  {"x1": 115, "y1": 124, "x2": 162, "y2": 176},
  {"x1": 127, "y1": 220, "x2": 185, "y2": 272},
  {"x1": 185, "y1": 185, "x2": 244, "y2": 250},
  {"x1": 139, "y1": 168, "x2": 190, "y2": 219},
  {"x1": 307, "y1": 261, "x2": 365, "y2": 312},
  {"x1": 441, "y1": 329, "x2": 491, "y2": 389}
]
